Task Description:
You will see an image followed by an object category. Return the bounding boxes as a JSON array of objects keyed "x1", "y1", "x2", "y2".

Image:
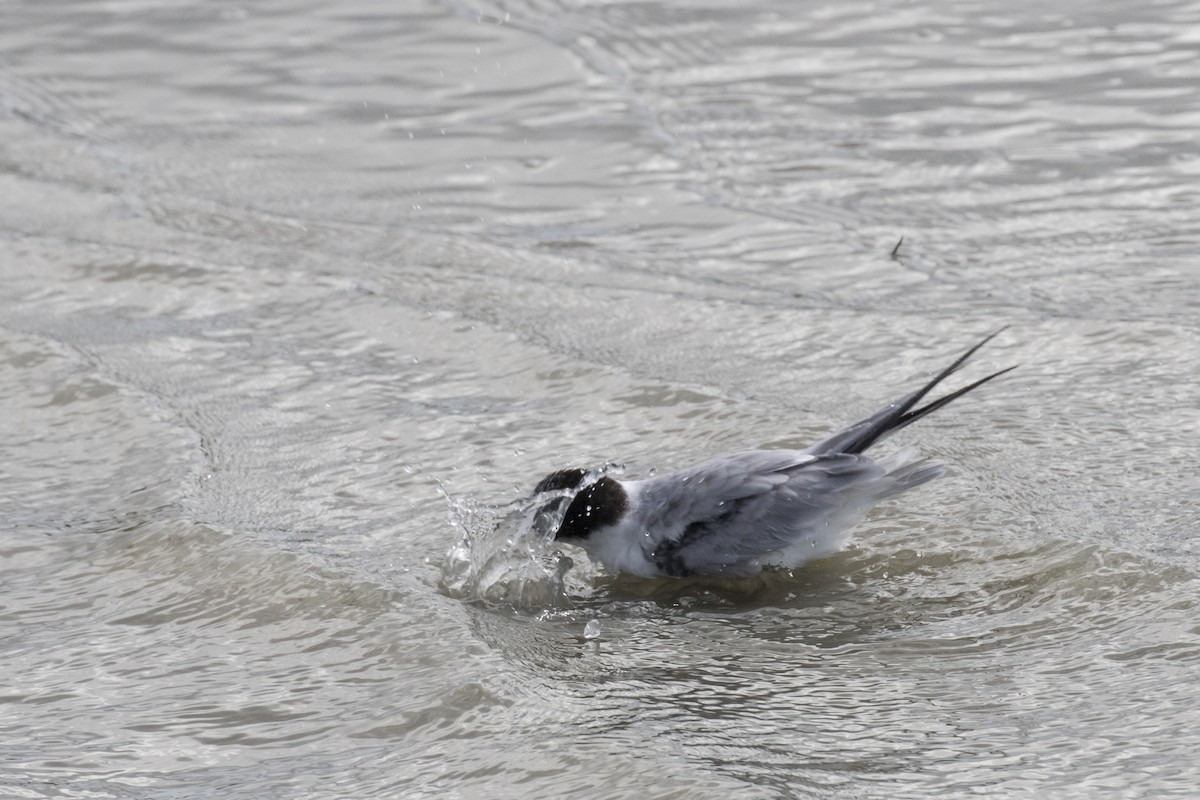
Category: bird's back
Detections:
[{"x1": 619, "y1": 446, "x2": 941, "y2": 576}]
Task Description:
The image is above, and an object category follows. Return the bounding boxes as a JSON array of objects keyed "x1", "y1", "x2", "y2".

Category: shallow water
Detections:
[{"x1": 2, "y1": 0, "x2": 1199, "y2": 797}]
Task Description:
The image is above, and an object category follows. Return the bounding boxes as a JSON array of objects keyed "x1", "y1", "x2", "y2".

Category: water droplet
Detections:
[{"x1": 583, "y1": 619, "x2": 602, "y2": 640}]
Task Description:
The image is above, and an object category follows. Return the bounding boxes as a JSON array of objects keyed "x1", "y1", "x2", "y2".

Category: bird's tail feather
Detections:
[
  {"x1": 808, "y1": 329, "x2": 1016, "y2": 456},
  {"x1": 874, "y1": 446, "x2": 945, "y2": 498}
]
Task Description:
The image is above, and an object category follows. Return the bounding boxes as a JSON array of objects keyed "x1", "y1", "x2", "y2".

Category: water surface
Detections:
[{"x1": 2, "y1": 0, "x2": 1199, "y2": 797}]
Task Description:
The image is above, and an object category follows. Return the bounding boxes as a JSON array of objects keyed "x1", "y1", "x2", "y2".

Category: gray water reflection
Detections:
[{"x1": 3, "y1": 0, "x2": 1200, "y2": 797}]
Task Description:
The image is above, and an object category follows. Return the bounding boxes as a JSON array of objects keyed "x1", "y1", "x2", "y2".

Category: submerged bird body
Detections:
[{"x1": 534, "y1": 332, "x2": 1014, "y2": 578}]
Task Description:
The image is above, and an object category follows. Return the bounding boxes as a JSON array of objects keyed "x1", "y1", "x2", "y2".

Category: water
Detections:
[{"x1": 2, "y1": 0, "x2": 1199, "y2": 797}]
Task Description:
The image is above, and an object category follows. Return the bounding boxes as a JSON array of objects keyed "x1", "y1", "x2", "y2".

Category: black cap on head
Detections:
[
  {"x1": 533, "y1": 468, "x2": 587, "y2": 494},
  {"x1": 554, "y1": 477, "x2": 627, "y2": 541}
]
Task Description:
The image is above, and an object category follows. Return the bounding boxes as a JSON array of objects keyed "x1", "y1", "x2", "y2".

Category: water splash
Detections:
[{"x1": 438, "y1": 470, "x2": 616, "y2": 609}]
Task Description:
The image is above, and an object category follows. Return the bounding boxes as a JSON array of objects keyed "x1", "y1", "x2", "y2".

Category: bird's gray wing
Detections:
[{"x1": 639, "y1": 451, "x2": 886, "y2": 576}]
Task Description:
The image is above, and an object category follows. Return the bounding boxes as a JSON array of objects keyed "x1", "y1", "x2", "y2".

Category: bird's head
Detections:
[{"x1": 532, "y1": 467, "x2": 628, "y2": 542}]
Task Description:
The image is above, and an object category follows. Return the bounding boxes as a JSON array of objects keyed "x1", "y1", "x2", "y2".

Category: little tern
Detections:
[{"x1": 531, "y1": 331, "x2": 1014, "y2": 578}]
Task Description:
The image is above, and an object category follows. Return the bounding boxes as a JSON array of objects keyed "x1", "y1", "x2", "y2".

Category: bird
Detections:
[{"x1": 530, "y1": 331, "x2": 1015, "y2": 578}]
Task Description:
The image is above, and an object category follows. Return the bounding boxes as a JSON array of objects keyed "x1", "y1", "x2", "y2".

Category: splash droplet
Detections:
[{"x1": 583, "y1": 619, "x2": 602, "y2": 640}]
